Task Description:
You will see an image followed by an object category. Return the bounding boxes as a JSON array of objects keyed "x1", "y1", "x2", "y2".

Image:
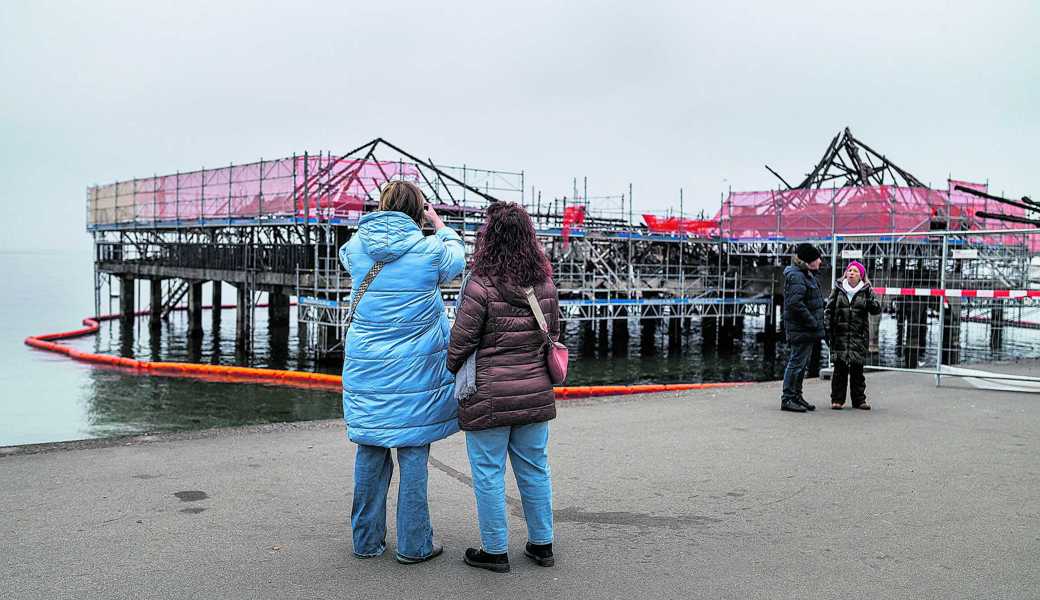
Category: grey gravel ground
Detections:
[{"x1": 3, "y1": 367, "x2": 1039, "y2": 600}]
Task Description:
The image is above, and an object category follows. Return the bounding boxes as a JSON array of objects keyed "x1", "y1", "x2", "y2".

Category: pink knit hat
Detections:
[{"x1": 845, "y1": 260, "x2": 866, "y2": 279}]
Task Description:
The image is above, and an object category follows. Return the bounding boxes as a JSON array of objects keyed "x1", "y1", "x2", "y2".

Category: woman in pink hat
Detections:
[{"x1": 824, "y1": 261, "x2": 882, "y2": 410}]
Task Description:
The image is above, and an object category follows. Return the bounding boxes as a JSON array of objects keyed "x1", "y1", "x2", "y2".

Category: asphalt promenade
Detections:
[{"x1": 3, "y1": 368, "x2": 1039, "y2": 599}]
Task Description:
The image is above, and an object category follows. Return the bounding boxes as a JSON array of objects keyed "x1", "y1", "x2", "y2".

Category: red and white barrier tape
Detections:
[{"x1": 872, "y1": 287, "x2": 1040, "y2": 299}]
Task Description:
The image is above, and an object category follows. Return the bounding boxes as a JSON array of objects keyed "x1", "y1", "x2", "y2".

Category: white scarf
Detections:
[{"x1": 842, "y1": 279, "x2": 865, "y2": 301}]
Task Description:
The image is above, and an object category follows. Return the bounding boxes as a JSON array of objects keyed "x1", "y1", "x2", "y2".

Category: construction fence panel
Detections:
[{"x1": 830, "y1": 229, "x2": 1040, "y2": 384}]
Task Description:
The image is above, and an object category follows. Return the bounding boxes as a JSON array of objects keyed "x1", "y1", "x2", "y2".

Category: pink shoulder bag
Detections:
[{"x1": 523, "y1": 287, "x2": 568, "y2": 385}]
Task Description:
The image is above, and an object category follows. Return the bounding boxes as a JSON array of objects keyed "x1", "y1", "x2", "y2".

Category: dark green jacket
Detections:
[{"x1": 824, "y1": 279, "x2": 882, "y2": 364}]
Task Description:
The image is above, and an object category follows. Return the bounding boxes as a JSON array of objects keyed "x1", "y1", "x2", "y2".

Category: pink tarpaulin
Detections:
[
  {"x1": 714, "y1": 181, "x2": 1037, "y2": 250},
  {"x1": 88, "y1": 156, "x2": 420, "y2": 225},
  {"x1": 643, "y1": 215, "x2": 717, "y2": 236},
  {"x1": 716, "y1": 182, "x2": 1027, "y2": 235}
]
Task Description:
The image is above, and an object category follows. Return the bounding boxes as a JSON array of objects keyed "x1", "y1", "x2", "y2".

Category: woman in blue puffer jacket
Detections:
[{"x1": 339, "y1": 180, "x2": 465, "y2": 565}]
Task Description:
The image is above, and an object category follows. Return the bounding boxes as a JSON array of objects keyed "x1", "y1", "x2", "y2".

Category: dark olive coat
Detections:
[{"x1": 446, "y1": 274, "x2": 559, "y2": 431}]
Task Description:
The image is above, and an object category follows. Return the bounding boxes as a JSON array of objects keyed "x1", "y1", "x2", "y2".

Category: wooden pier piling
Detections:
[
  {"x1": 187, "y1": 282, "x2": 204, "y2": 338},
  {"x1": 235, "y1": 285, "x2": 252, "y2": 350},
  {"x1": 611, "y1": 309, "x2": 630, "y2": 355},
  {"x1": 149, "y1": 279, "x2": 162, "y2": 330},
  {"x1": 268, "y1": 288, "x2": 291, "y2": 329},
  {"x1": 211, "y1": 281, "x2": 222, "y2": 327},
  {"x1": 580, "y1": 321, "x2": 596, "y2": 357},
  {"x1": 640, "y1": 314, "x2": 658, "y2": 357},
  {"x1": 667, "y1": 317, "x2": 682, "y2": 353},
  {"x1": 990, "y1": 304, "x2": 1005, "y2": 350},
  {"x1": 119, "y1": 275, "x2": 135, "y2": 326}
]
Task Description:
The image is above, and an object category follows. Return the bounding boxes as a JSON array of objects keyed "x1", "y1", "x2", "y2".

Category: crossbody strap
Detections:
[
  {"x1": 523, "y1": 286, "x2": 549, "y2": 334},
  {"x1": 345, "y1": 261, "x2": 386, "y2": 330}
]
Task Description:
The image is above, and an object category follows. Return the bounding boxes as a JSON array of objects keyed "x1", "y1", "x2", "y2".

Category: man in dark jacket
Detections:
[{"x1": 780, "y1": 243, "x2": 826, "y2": 412}]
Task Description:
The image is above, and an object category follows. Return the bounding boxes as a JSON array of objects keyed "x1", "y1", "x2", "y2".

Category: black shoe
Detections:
[
  {"x1": 464, "y1": 547, "x2": 510, "y2": 573},
  {"x1": 524, "y1": 542, "x2": 555, "y2": 567},
  {"x1": 796, "y1": 397, "x2": 816, "y2": 411},
  {"x1": 395, "y1": 544, "x2": 443, "y2": 565},
  {"x1": 780, "y1": 400, "x2": 807, "y2": 412}
]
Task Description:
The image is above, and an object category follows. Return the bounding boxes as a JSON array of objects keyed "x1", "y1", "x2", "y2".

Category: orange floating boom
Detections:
[{"x1": 25, "y1": 308, "x2": 751, "y2": 399}]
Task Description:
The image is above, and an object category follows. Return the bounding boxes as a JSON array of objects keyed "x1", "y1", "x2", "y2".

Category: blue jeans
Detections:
[
  {"x1": 465, "y1": 422, "x2": 553, "y2": 554},
  {"x1": 351, "y1": 444, "x2": 434, "y2": 560},
  {"x1": 782, "y1": 341, "x2": 814, "y2": 403}
]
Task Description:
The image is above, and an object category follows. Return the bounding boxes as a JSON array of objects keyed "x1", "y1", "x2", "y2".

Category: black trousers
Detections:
[{"x1": 831, "y1": 359, "x2": 867, "y2": 406}]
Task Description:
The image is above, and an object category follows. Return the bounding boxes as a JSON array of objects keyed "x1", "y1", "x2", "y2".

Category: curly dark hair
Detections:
[{"x1": 471, "y1": 202, "x2": 553, "y2": 288}]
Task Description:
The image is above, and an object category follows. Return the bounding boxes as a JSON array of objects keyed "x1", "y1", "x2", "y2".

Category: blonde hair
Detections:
[{"x1": 378, "y1": 180, "x2": 425, "y2": 226}]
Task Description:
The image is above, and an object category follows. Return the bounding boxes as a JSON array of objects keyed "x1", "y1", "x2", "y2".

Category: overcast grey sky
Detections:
[{"x1": 2, "y1": 0, "x2": 1037, "y2": 251}]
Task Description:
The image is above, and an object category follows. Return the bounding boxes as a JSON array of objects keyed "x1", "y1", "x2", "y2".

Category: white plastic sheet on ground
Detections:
[{"x1": 941, "y1": 365, "x2": 1040, "y2": 393}]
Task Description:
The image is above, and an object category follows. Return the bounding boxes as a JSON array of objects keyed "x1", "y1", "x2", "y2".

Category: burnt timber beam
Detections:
[{"x1": 97, "y1": 261, "x2": 318, "y2": 291}]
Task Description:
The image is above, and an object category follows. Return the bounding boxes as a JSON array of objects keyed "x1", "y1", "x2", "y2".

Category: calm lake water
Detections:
[{"x1": 2, "y1": 250, "x2": 1037, "y2": 447}]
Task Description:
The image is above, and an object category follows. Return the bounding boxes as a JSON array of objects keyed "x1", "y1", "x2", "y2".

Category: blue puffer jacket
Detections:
[{"x1": 339, "y1": 211, "x2": 466, "y2": 447}]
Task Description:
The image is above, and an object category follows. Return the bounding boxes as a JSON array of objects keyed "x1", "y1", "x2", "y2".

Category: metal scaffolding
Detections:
[{"x1": 86, "y1": 133, "x2": 1038, "y2": 367}]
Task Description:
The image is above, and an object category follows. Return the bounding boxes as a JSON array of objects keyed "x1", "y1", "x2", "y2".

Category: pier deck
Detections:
[
  {"x1": 86, "y1": 138, "x2": 1038, "y2": 362},
  {"x1": 4, "y1": 365, "x2": 1038, "y2": 599}
]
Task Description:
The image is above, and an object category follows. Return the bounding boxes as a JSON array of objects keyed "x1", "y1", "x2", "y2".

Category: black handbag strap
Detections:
[{"x1": 345, "y1": 261, "x2": 386, "y2": 330}]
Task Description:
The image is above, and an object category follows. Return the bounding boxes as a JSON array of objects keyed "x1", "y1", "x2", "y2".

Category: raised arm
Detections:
[
  {"x1": 338, "y1": 241, "x2": 351, "y2": 273},
  {"x1": 424, "y1": 204, "x2": 465, "y2": 284}
]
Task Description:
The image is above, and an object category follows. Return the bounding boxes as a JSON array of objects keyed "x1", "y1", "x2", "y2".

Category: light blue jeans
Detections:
[
  {"x1": 465, "y1": 422, "x2": 553, "y2": 554},
  {"x1": 351, "y1": 444, "x2": 434, "y2": 560}
]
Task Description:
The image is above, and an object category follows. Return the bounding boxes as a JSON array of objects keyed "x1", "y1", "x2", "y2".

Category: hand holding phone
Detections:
[{"x1": 423, "y1": 203, "x2": 445, "y2": 230}]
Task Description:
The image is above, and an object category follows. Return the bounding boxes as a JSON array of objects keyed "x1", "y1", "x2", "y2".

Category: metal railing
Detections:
[{"x1": 827, "y1": 228, "x2": 1040, "y2": 385}]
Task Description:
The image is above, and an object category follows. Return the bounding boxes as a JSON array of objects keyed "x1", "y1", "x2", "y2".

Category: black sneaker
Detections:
[
  {"x1": 395, "y1": 544, "x2": 443, "y2": 565},
  {"x1": 524, "y1": 542, "x2": 555, "y2": 567},
  {"x1": 780, "y1": 400, "x2": 807, "y2": 412},
  {"x1": 796, "y1": 397, "x2": 816, "y2": 411},
  {"x1": 464, "y1": 547, "x2": 510, "y2": 573}
]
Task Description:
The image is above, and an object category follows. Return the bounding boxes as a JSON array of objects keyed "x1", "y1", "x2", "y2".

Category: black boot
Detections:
[
  {"x1": 796, "y1": 396, "x2": 816, "y2": 411},
  {"x1": 464, "y1": 548, "x2": 510, "y2": 573},
  {"x1": 524, "y1": 542, "x2": 555, "y2": 567},
  {"x1": 780, "y1": 400, "x2": 807, "y2": 412}
]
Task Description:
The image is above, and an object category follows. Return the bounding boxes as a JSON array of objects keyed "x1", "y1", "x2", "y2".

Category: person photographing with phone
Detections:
[{"x1": 339, "y1": 180, "x2": 464, "y2": 564}]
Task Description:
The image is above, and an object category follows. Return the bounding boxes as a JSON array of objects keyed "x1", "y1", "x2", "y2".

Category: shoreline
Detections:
[
  {"x1": 0, "y1": 387, "x2": 709, "y2": 457},
  {"x1": 7, "y1": 356, "x2": 1039, "y2": 453},
  {"x1": 0, "y1": 419, "x2": 346, "y2": 457}
]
